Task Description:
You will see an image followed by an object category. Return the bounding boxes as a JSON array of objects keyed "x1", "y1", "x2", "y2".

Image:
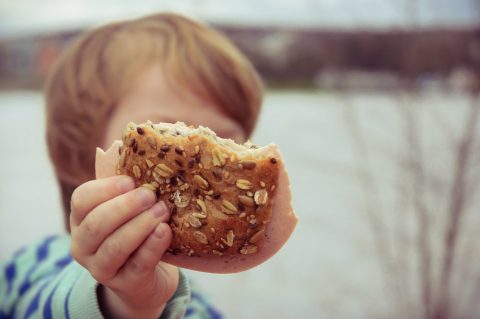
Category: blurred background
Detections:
[{"x1": 1, "y1": 1, "x2": 480, "y2": 318}]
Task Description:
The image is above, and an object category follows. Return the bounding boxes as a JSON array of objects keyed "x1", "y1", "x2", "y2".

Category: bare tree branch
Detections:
[
  {"x1": 341, "y1": 92, "x2": 416, "y2": 318},
  {"x1": 433, "y1": 104, "x2": 479, "y2": 319},
  {"x1": 399, "y1": 95, "x2": 434, "y2": 319}
]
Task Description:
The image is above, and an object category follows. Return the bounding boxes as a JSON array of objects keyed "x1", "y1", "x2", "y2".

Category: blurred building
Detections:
[
  {"x1": 1, "y1": 26, "x2": 479, "y2": 91},
  {"x1": 1, "y1": 0, "x2": 480, "y2": 91}
]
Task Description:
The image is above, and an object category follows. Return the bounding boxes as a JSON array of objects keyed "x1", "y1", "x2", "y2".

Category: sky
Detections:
[{"x1": 0, "y1": 0, "x2": 479, "y2": 36}]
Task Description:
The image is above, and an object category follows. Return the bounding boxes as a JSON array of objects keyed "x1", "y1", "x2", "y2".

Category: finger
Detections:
[
  {"x1": 70, "y1": 175, "x2": 135, "y2": 226},
  {"x1": 88, "y1": 202, "x2": 170, "y2": 283},
  {"x1": 120, "y1": 223, "x2": 173, "y2": 280},
  {"x1": 73, "y1": 187, "x2": 157, "y2": 255}
]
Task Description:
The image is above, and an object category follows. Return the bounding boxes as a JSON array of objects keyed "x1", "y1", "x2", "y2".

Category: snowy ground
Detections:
[{"x1": 0, "y1": 89, "x2": 476, "y2": 318}]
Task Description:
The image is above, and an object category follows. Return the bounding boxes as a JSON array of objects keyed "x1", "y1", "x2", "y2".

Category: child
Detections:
[{"x1": 0, "y1": 13, "x2": 263, "y2": 318}]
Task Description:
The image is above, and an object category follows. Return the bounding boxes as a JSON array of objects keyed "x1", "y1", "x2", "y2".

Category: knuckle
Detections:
[
  {"x1": 128, "y1": 259, "x2": 149, "y2": 274},
  {"x1": 102, "y1": 240, "x2": 123, "y2": 259},
  {"x1": 117, "y1": 194, "x2": 139, "y2": 214},
  {"x1": 82, "y1": 218, "x2": 101, "y2": 239}
]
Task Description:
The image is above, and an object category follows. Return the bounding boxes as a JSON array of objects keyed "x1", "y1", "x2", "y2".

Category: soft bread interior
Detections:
[{"x1": 128, "y1": 121, "x2": 264, "y2": 158}]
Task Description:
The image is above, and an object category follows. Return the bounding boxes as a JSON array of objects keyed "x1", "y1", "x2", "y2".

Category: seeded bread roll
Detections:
[{"x1": 96, "y1": 121, "x2": 297, "y2": 273}]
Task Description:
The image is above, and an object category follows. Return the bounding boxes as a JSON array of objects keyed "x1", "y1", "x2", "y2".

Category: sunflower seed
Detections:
[
  {"x1": 254, "y1": 189, "x2": 268, "y2": 205},
  {"x1": 240, "y1": 245, "x2": 258, "y2": 255},
  {"x1": 236, "y1": 179, "x2": 253, "y2": 190},
  {"x1": 260, "y1": 181, "x2": 266, "y2": 188},
  {"x1": 221, "y1": 230, "x2": 235, "y2": 247},
  {"x1": 239, "y1": 212, "x2": 247, "y2": 218},
  {"x1": 226, "y1": 230, "x2": 235, "y2": 246},
  {"x1": 212, "y1": 149, "x2": 226, "y2": 167},
  {"x1": 145, "y1": 159, "x2": 155, "y2": 168},
  {"x1": 188, "y1": 215, "x2": 202, "y2": 228},
  {"x1": 196, "y1": 199, "x2": 207, "y2": 213},
  {"x1": 179, "y1": 183, "x2": 190, "y2": 191},
  {"x1": 146, "y1": 136, "x2": 157, "y2": 149},
  {"x1": 141, "y1": 183, "x2": 157, "y2": 191},
  {"x1": 193, "y1": 231, "x2": 208, "y2": 244},
  {"x1": 222, "y1": 199, "x2": 238, "y2": 213},
  {"x1": 212, "y1": 250, "x2": 223, "y2": 256},
  {"x1": 154, "y1": 163, "x2": 174, "y2": 177},
  {"x1": 152, "y1": 171, "x2": 164, "y2": 184},
  {"x1": 132, "y1": 165, "x2": 142, "y2": 178},
  {"x1": 238, "y1": 195, "x2": 255, "y2": 207},
  {"x1": 195, "y1": 145, "x2": 200, "y2": 154},
  {"x1": 246, "y1": 191, "x2": 254, "y2": 197},
  {"x1": 249, "y1": 229, "x2": 265, "y2": 244},
  {"x1": 193, "y1": 175, "x2": 209, "y2": 190},
  {"x1": 173, "y1": 191, "x2": 190, "y2": 208},
  {"x1": 192, "y1": 212, "x2": 207, "y2": 219}
]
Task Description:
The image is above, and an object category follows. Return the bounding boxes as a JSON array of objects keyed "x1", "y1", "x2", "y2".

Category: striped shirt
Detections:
[{"x1": 0, "y1": 235, "x2": 223, "y2": 319}]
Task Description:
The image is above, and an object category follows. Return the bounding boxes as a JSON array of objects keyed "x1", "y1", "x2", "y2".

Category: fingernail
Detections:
[
  {"x1": 137, "y1": 188, "x2": 156, "y2": 207},
  {"x1": 154, "y1": 223, "x2": 168, "y2": 238},
  {"x1": 117, "y1": 177, "x2": 134, "y2": 192},
  {"x1": 150, "y1": 201, "x2": 167, "y2": 218}
]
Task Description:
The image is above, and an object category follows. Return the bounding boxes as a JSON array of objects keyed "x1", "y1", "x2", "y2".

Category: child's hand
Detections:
[{"x1": 70, "y1": 175, "x2": 179, "y2": 319}]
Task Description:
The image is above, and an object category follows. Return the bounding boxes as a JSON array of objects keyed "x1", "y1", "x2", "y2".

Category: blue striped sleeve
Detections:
[
  {"x1": 0, "y1": 235, "x2": 71, "y2": 318},
  {"x1": 183, "y1": 280, "x2": 224, "y2": 319},
  {"x1": 1, "y1": 235, "x2": 220, "y2": 319}
]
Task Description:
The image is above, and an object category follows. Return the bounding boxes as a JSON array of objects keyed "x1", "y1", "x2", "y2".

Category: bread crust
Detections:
[{"x1": 117, "y1": 122, "x2": 279, "y2": 258}]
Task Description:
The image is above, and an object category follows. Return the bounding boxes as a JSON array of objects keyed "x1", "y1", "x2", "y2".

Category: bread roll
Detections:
[{"x1": 96, "y1": 121, "x2": 297, "y2": 273}]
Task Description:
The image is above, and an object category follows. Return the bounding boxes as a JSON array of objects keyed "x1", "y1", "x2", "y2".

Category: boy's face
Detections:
[{"x1": 103, "y1": 64, "x2": 247, "y2": 148}]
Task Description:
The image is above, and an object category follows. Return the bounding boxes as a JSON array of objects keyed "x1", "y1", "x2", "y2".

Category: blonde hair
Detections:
[{"x1": 45, "y1": 13, "x2": 263, "y2": 225}]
